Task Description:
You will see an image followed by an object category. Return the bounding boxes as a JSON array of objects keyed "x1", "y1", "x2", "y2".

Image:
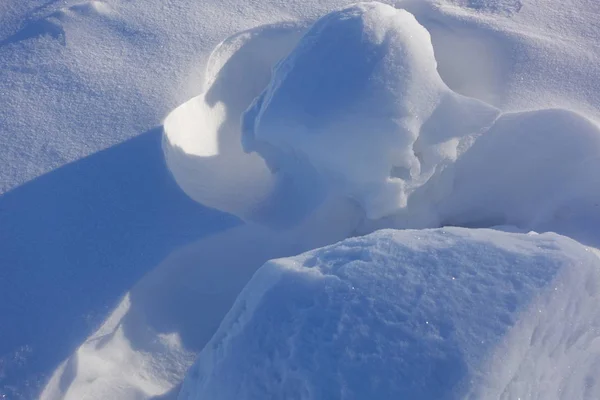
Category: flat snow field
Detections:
[{"x1": 1, "y1": 0, "x2": 599, "y2": 399}]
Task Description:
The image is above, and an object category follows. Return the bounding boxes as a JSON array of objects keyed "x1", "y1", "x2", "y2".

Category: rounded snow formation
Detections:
[
  {"x1": 433, "y1": 108, "x2": 600, "y2": 244},
  {"x1": 178, "y1": 228, "x2": 600, "y2": 400},
  {"x1": 164, "y1": 2, "x2": 500, "y2": 226},
  {"x1": 163, "y1": 23, "x2": 309, "y2": 227},
  {"x1": 242, "y1": 2, "x2": 499, "y2": 220},
  {"x1": 163, "y1": 1, "x2": 600, "y2": 233}
]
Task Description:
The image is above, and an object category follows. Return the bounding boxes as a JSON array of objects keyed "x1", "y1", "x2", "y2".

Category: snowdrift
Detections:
[
  {"x1": 162, "y1": 23, "x2": 312, "y2": 227},
  {"x1": 164, "y1": 2, "x2": 600, "y2": 241},
  {"x1": 27, "y1": 0, "x2": 600, "y2": 399},
  {"x1": 242, "y1": 3, "x2": 499, "y2": 220},
  {"x1": 172, "y1": 4, "x2": 600, "y2": 400},
  {"x1": 40, "y1": 197, "x2": 361, "y2": 400},
  {"x1": 178, "y1": 228, "x2": 600, "y2": 400},
  {"x1": 433, "y1": 108, "x2": 600, "y2": 245}
]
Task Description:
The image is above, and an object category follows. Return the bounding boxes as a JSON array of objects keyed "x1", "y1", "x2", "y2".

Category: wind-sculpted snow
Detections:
[
  {"x1": 178, "y1": 228, "x2": 600, "y2": 400},
  {"x1": 40, "y1": 195, "x2": 361, "y2": 400},
  {"x1": 13, "y1": 0, "x2": 599, "y2": 398},
  {"x1": 164, "y1": 2, "x2": 600, "y2": 238},
  {"x1": 433, "y1": 109, "x2": 600, "y2": 245},
  {"x1": 164, "y1": 2, "x2": 504, "y2": 224},
  {"x1": 163, "y1": 23, "x2": 309, "y2": 226},
  {"x1": 242, "y1": 3, "x2": 499, "y2": 220},
  {"x1": 166, "y1": 3, "x2": 600, "y2": 400}
]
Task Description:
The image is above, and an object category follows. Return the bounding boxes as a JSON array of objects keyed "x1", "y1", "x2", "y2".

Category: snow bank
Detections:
[
  {"x1": 234, "y1": 1, "x2": 600, "y2": 243},
  {"x1": 178, "y1": 228, "x2": 600, "y2": 400},
  {"x1": 242, "y1": 3, "x2": 499, "y2": 220},
  {"x1": 373, "y1": 107, "x2": 600, "y2": 248}
]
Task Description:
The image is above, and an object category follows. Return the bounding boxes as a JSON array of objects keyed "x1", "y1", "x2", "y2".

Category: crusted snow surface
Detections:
[{"x1": 178, "y1": 228, "x2": 600, "y2": 400}]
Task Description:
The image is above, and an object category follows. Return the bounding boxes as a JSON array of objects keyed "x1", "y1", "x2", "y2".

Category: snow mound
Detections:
[
  {"x1": 432, "y1": 108, "x2": 600, "y2": 244},
  {"x1": 163, "y1": 23, "x2": 309, "y2": 226},
  {"x1": 0, "y1": 1, "x2": 113, "y2": 47},
  {"x1": 40, "y1": 199, "x2": 361, "y2": 400},
  {"x1": 242, "y1": 2, "x2": 499, "y2": 220},
  {"x1": 178, "y1": 228, "x2": 600, "y2": 400},
  {"x1": 163, "y1": 1, "x2": 600, "y2": 230},
  {"x1": 375, "y1": 107, "x2": 600, "y2": 248},
  {"x1": 18, "y1": 0, "x2": 600, "y2": 398}
]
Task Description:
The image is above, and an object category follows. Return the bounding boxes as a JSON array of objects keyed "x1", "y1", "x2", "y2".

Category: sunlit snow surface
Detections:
[
  {"x1": 1, "y1": 0, "x2": 600, "y2": 398},
  {"x1": 172, "y1": 5, "x2": 600, "y2": 398},
  {"x1": 179, "y1": 228, "x2": 600, "y2": 400},
  {"x1": 164, "y1": 1, "x2": 600, "y2": 235}
]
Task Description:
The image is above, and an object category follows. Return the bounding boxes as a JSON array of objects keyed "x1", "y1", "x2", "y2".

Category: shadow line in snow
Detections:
[
  {"x1": 0, "y1": 128, "x2": 237, "y2": 398},
  {"x1": 0, "y1": 18, "x2": 65, "y2": 47}
]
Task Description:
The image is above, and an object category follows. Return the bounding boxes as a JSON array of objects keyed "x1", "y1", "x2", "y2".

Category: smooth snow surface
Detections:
[
  {"x1": 40, "y1": 198, "x2": 361, "y2": 400},
  {"x1": 179, "y1": 228, "x2": 600, "y2": 400},
  {"x1": 243, "y1": 3, "x2": 499, "y2": 220},
  {"x1": 433, "y1": 109, "x2": 600, "y2": 244},
  {"x1": 165, "y1": 1, "x2": 600, "y2": 231},
  {"x1": 163, "y1": 23, "x2": 308, "y2": 225}
]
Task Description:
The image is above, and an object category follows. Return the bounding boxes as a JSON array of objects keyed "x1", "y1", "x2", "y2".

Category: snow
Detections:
[
  {"x1": 472, "y1": 248, "x2": 600, "y2": 400},
  {"x1": 0, "y1": 129, "x2": 237, "y2": 399},
  {"x1": 40, "y1": 197, "x2": 361, "y2": 400},
  {"x1": 433, "y1": 108, "x2": 600, "y2": 245},
  {"x1": 0, "y1": 0, "x2": 349, "y2": 396},
  {"x1": 241, "y1": 3, "x2": 499, "y2": 220},
  {"x1": 178, "y1": 228, "x2": 600, "y2": 400},
  {"x1": 162, "y1": 22, "x2": 308, "y2": 225},
  {"x1": 404, "y1": 0, "x2": 600, "y2": 120},
  {"x1": 1, "y1": 0, "x2": 600, "y2": 398},
  {"x1": 373, "y1": 107, "x2": 600, "y2": 248},
  {"x1": 166, "y1": 1, "x2": 600, "y2": 230}
]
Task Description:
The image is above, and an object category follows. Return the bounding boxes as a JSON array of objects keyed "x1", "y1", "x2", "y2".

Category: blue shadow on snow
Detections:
[{"x1": 0, "y1": 127, "x2": 238, "y2": 396}]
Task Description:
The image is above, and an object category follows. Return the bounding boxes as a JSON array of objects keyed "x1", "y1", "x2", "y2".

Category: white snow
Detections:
[
  {"x1": 2, "y1": 0, "x2": 600, "y2": 398},
  {"x1": 242, "y1": 3, "x2": 499, "y2": 220},
  {"x1": 0, "y1": 0, "x2": 351, "y2": 396},
  {"x1": 178, "y1": 228, "x2": 600, "y2": 400},
  {"x1": 432, "y1": 108, "x2": 600, "y2": 245},
  {"x1": 40, "y1": 197, "x2": 361, "y2": 400},
  {"x1": 165, "y1": 1, "x2": 600, "y2": 232},
  {"x1": 162, "y1": 23, "x2": 308, "y2": 225}
]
